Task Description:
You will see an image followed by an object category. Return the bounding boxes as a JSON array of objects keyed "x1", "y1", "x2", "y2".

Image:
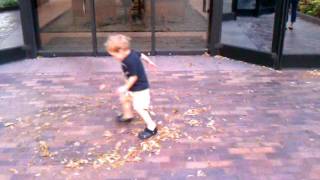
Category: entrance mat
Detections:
[{"x1": 43, "y1": 36, "x2": 206, "y2": 52}]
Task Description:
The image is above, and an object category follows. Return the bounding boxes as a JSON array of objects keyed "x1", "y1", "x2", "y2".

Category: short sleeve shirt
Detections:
[{"x1": 121, "y1": 50, "x2": 149, "y2": 92}]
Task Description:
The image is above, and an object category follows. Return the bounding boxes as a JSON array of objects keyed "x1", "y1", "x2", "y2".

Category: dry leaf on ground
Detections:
[
  {"x1": 4, "y1": 122, "x2": 15, "y2": 127},
  {"x1": 184, "y1": 108, "x2": 207, "y2": 116},
  {"x1": 187, "y1": 119, "x2": 201, "y2": 127},
  {"x1": 9, "y1": 168, "x2": 18, "y2": 174},
  {"x1": 206, "y1": 120, "x2": 217, "y2": 131},
  {"x1": 197, "y1": 170, "x2": 206, "y2": 177},
  {"x1": 103, "y1": 130, "x2": 113, "y2": 139},
  {"x1": 39, "y1": 141, "x2": 53, "y2": 157},
  {"x1": 65, "y1": 159, "x2": 88, "y2": 168}
]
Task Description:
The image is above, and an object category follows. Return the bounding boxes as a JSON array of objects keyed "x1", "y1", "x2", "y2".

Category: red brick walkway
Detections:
[{"x1": 0, "y1": 56, "x2": 319, "y2": 179}]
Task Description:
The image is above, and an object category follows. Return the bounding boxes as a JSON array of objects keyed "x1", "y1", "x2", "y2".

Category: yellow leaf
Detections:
[
  {"x1": 39, "y1": 141, "x2": 53, "y2": 157},
  {"x1": 9, "y1": 168, "x2": 18, "y2": 174}
]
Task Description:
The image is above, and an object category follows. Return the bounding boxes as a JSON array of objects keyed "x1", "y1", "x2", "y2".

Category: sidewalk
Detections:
[
  {"x1": 0, "y1": 56, "x2": 319, "y2": 179},
  {"x1": 0, "y1": 10, "x2": 23, "y2": 49}
]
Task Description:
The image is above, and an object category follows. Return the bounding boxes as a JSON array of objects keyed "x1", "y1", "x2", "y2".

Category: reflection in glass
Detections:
[
  {"x1": 36, "y1": 0, "x2": 93, "y2": 52},
  {"x1": 283, "y1": 12, "x2": 320, "y2": 55},
  {"x1": 237, "y1": 0, "x2": 256, "y2": 10},
  {"x1": 223, "y1": 0, "x2": 233, "y2": 14},
  {"x1": 95, "y1": 0, "x2": 152, "y2": 53},
  {"x1": 155, "y1": 0, "x2": 209, "y2": 51},
  {"x1": 221, "y1": 0, "x2": 275, "y2": 52}
]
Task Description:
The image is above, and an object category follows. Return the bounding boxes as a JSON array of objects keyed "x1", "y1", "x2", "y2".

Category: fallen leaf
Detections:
[
  {"x1": 195, "y1": 99, "x2": 202, "y2": 105},
  {"x1": 94, "y1": 150, "x2": 121, "y2": 167},
  {"x1": 39, "y1": 141, "x2": 53, "y2": 157},
  {"x1": 99, "y1": 84, "x2": 106, "y2": 90},
  {"x1": 174, "y1": 96, "x2": 181, "y2": 101},
  {"x1": 115, "y1": 140, "x2": 127, "y2": 151},
  {"x1": 123, "y1": 147, "x2": 141, "y2": 162},
  {"x1": 141, "y1": 140, "x2": 161, "y2": 153},
  {"x1": 9, "y1": 168, "x2": 18, "y2": 174},
  {"x1": 187, "y1": 174, "x2": 195, "y2": 178},
  {"x1": 197, "y1": 170, "x2": 206, "y2": 177},
  {"x1": 4, "y1": 122, "x2": 15, "y2": 127},
  {"x1": 187, "y1": 119, "x2": 201, "y2": 127},
  {"x1": 73, "y1": 142, "x2": 80, "y2": 147},
  {"x1": 172, "y1": 108, "x2": 179, "y2": 114},
  {"x1": 184, "y1": 108, "x2": 207, "y2": 116},
  {"x1": 103, "y1": 131, "x2": 113, "y2": 139},
  {"x1": 206, "y1": 120, "x2": 217, "y2": 131},
  {"x1": 65, "y1": 159, "x2": 88, "y2": 169}
]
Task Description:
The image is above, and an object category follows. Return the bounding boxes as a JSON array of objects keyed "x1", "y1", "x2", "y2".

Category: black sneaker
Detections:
[
  {"x1": 138, "y1": 127, "x2": 158, "y2": 140},
  {"x1": 116, "y1": 114, "x2": 134, "y2": 122}
]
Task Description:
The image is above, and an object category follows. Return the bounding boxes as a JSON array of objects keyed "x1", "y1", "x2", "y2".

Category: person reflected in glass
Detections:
[
  {"x1": 288, "y1": 0, "x2": 299, "y2": 30},
  {"x1": 130, "y1": 0, "x2": 145, "y2": 24}
]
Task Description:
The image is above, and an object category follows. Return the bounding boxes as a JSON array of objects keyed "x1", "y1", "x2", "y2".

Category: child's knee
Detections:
[
  {"x1": 133, "y1": 105, "x2": 147, "y2": 114},
  {"x1": 119, "y1": 94, "x2": 131, "y2": 103}
]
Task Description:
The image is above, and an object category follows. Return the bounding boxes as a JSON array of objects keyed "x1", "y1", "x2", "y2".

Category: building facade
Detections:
[{"x1": 16, "y1": 0, "x2": 320, "y2": 69}]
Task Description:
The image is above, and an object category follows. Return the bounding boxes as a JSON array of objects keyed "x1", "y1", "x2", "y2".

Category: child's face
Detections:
[{"x1": 107, "y1": 49, "x2": 128, "y2": 61}]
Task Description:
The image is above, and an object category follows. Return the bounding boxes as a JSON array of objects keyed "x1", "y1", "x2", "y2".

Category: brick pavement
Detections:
[{"x1": 0, "y1": 56, "x2": 319, "y2": 180}]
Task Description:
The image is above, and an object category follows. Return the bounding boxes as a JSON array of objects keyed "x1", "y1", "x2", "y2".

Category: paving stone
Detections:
[{"x1": 0, "y1": 57, "x2": 319, "y2": 179}]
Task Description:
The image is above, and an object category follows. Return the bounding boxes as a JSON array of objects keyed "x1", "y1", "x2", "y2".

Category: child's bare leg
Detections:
[
  {"x1": 135, "y1": 108, "x2": 156, "y2": 130},
  {"x1": 119, "y1": 93, "x2": 134, "y2": 119}
]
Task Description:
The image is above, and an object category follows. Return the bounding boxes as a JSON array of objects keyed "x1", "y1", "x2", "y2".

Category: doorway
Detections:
[{"x1": 35, "y1": 0, "x2": 213, "y2": 56}]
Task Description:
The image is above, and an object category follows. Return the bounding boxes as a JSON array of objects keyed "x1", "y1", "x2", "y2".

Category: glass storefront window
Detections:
[
  {"x1": 223, "y1": 0, "x2": 233, "y2": 14},
  {"x1": 283, "y1": 4, "x2": 320, "y2": 55},
  {"x1": 155, "y1": 0, "x2": 209, "y2": 52},
  {"x1": 238, "y1": 0, "x2": 256, "y2": 10},
  {"x1": 95, "y1": 0, "x2": 152, "y2": 53},
  {"x1": 221, "y1": 0, "x2": 275, "y2": 53},
  {"x1": 36, "y1": 0, "x2": 94, "y2": 53}
]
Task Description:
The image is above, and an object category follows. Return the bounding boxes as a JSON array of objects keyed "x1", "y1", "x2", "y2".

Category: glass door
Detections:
[
  {"x1": 95, "y1": 0, "x2": 152, "y2": 54},
  {"x1": 220, "y1": 0, "x2": 278, "y2": 66},
  {"x1": 35, "y1": 0, "x2": 212, "y2": 55},
  {"x1": 36, "y1": 0, "x2": 94, "y2": 53},
  {"x1": 154, "y1": 0, "x2": 210, "y2": 52}
]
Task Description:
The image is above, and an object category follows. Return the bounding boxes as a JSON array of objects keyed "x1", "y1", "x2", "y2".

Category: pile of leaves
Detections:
[
  {"x1": 52, "y1": 126, "x2": 182, "y2": 170},
  {"x1": 9, "y1": 87, "x2": 217, "y2": 171}
]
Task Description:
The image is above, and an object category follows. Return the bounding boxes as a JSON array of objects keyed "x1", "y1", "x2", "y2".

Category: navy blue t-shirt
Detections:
[{"x1": 121, "y1": 50, "x2": 149, "y2": 92}]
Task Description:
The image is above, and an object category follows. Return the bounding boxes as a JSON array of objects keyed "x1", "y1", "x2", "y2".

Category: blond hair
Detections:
[{"x1": 104, "y1": 34, "x2": 131, "y2": 53}]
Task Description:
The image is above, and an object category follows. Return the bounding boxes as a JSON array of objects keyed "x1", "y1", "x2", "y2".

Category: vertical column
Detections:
[
  {"x1": 232, "y1": 0, "x2": 238, "y2": 13},
  {"x1": 89, "y1": 0, "x2": 97, "y2": 55},
  {"x1": 18, "y1": 0, "x2": 37, "y2": 58},
  {"x1": 271, "y1": 0, "x2": 290, "y2": 69},
  {"x1": 208, "y1": 0, "x2": 223, "y2": 55},
  {"x1": 151, "y1": 0, "x2": 156, "y2": 55}
]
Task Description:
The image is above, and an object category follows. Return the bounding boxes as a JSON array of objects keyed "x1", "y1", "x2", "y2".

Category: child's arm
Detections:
[
  {"x1": 140, "y1": 53, "x2": 157, "y2": 69},
  {"x1": 118, "y1": 76, "x2": 138, "y2": 93}
]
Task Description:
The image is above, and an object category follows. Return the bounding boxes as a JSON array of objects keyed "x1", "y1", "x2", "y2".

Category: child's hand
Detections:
[
  {"x1": 117, "y1": 86, "x2": 128, "y2": 95},
  {"x1": 99, "y1": 84, "x2": 106, "y2": 90}
]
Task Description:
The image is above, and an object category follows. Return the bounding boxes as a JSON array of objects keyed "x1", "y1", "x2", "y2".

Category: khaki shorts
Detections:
[{"x1": 128, "y1": 89, "x2": 150, "y2": 110}]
